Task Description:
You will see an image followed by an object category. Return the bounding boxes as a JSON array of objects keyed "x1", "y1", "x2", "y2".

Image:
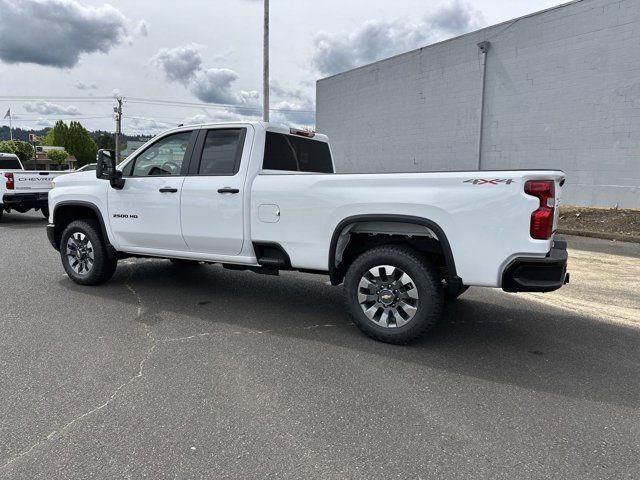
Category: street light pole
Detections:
[{"x1": 263, "y1": 0, "x2": 269, "y2": 122}]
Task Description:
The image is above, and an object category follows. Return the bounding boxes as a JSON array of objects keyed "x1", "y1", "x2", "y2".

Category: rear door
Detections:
[
  {"x1": 108, "y1": 130, "x2": 196, "y2": 251},
  {"x1": 180, "y1": 127, "x2": 248, "y2": 255}
]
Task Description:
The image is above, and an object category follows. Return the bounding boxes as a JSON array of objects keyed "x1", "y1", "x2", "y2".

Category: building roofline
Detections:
[{"x1": 316, "y1": 0, "x2": 585, "y2": 83}]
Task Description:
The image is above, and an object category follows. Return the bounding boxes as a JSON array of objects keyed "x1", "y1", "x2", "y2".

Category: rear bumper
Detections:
[
  {"x1": 502, "y1": 235, "x2": 569, "y2": 293},
  {"x1": 2, "y1": 192, "x2": 49, "y2": 209}
]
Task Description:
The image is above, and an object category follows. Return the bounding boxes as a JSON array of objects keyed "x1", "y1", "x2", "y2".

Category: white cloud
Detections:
[
  {"x1": 190, "y1": 68, "x2": 240, "y2": 104},
  {"x1": 150, "y1": 45, "x2": 262, "y2": 112},
  {"x1": 182, "y1": 110, "x2": 249, "y2": 125},
  {"x1": 74, "y1": 81, "x2": 98, "y2": 90},
  {"x1": 312, "y1": 0, "x2": 484, "y2": 76},
  {"x1": 0, "y1": 0, "x2": 137, "y2": 68},
  {"x1": 35, "y1": 118, "x2": 55, "y2": 128},
  {"x1": 151, "y1": 44, "x2": 203, "y2": 84},
  {"x1": 135, "y1": 20, "x2": 149, "y2": 37},
  {"x1": 430, "y1": 0, "x2": 483, "y2": 33},
  {"x1": 125, "y1": 116, "x2": 173, "y2": 134},
  {"x1": 23, "y1": 100, "x2": 81, "y2": 116}
]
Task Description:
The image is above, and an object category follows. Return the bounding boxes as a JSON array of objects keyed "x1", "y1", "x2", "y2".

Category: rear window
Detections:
[
  {"x1": 263, "y1": 132, "x2": 333, "y2": 173},
  {"x1": 0, "y1": 157, "x2": 21, "y2": 169}
]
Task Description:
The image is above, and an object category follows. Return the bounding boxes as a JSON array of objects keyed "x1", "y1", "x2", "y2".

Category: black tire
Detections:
[
  {"x1": 344, "y1": 245, "x2": 444, "y2": 344},
  {"x1": 0, "y1": 209, "x2": 3, "y2": 222},
  {"x1": 41, "y1": 206, "x2": 49, "y2": 219},
  {"x1": 169, "y1": 258, "x2": 201, "y2": 266},
  {"x1": 60, "y1": 219, "x2": 117, "y2": 285},
  {"x1": 445, "y1": 284, "x2": 469, "y2": 301}
]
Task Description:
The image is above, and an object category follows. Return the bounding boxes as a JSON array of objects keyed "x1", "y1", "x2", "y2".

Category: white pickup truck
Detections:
[
  {"x1": 1, "y1": 152, "x2": 66, "y2": 221},
  {"x1": 47, "y1": 122, "x2": 569, "y2": 343}
]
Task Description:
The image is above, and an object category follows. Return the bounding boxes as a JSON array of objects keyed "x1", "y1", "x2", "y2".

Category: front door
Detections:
[
  {"x1": 108, "y1": 130, "x2": 196, "y2": 251},
  {"x1": 180, "y1": 128, "x2": 247, "y2": 255}
]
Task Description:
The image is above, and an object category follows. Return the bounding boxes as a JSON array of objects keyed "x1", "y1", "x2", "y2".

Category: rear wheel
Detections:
[
  {"x1": 60, "y1": 219, "x2": 117, "y2": 285},
  {"x1": 344, "y1": 245, "x2": 443, "y2": 344}
]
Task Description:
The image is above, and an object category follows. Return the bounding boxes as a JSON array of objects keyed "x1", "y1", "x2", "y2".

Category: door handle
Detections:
[
  {"x1": 217, "y1": 188, "x2": 240, "y2": 194},
  {"x1": 159, "y1": 187, "x2": 178, "y2": 193}
]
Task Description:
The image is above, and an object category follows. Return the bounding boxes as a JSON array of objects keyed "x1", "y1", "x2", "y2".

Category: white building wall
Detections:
[{"x1": 316, "y1": 0, "x2": 640, "y2": 208}]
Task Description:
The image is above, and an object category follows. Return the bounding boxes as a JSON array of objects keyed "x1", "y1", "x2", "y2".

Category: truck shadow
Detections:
[{"x1": 63, "y1": 259, "x2": 640, "y2": 410}]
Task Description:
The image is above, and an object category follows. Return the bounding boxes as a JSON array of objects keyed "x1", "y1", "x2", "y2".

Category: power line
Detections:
[
  {"x1": 0, "y1": 96, "x2": 113, "y2": 102},
  {"x1": 9, "y1": 115, "x2": 113, "y2": 122},
  {"x1": 0, "y1": 95, "x2": 315, "y2": 114},
  {"x1": 127, "y1": 98, "x2": 314, "y2": 114}
]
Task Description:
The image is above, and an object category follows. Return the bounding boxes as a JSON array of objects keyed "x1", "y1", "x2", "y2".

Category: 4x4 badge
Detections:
[{"x1": 464, "y1": 178, "x2": 516, "y2": 185}]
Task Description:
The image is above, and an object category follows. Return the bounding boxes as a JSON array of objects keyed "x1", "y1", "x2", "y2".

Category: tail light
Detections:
[
  {"x1": 525, "y1": 180, "x2": 555, "y2": 240},
  {"x1": 4, "y1": 172, "x2": 14, "y2": 190}
]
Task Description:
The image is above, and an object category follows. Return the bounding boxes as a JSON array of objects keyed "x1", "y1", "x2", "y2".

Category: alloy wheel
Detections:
[
  {"x1": 66, "y1": 232, "x2": 94, "y2": 275},
  {"x1": 357, "y1": 265, "x2": 420, "y2": 328}
]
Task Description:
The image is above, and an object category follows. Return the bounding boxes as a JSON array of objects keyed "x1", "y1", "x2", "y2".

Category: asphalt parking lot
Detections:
[{"x1": 1, "y1": 211, "x2": 639, "y2": 479}]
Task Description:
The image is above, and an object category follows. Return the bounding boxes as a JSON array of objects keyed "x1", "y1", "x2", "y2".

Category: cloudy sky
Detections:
[{"x1": 0, "y1": 0, "x2": 565, "y2": 135}]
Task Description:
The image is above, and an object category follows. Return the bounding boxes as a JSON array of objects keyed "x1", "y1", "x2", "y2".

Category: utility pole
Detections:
[
  {"x1": 263, "y1": 0, "x2": 269, "y2": 122},
  {"x1": 113, "y1": 97, "x2": 123, "y2": 161},
  {"x1": 29, "y1": 133, "x2": 37, "y2": 164}
]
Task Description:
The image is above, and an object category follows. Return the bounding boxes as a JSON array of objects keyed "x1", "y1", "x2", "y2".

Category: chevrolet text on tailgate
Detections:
[
  {"x1": 0, "y1": 153, "x2": 67, "y2": 221},
  {"x1": 46, "y1": 122, "x2": 569, "y2": 344}
]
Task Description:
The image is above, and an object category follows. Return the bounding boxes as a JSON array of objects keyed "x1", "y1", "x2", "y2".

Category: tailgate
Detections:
[{"x1": 13, "y1": 172, "x2": 58, "y2": 192}]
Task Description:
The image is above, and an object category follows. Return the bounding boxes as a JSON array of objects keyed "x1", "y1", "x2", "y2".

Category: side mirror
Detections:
[
  {"x1": 96, "y1": 149, "x2": 115, "y2": 179},
  {"x1": 96, "y1": 149, "x2": 124, "y2": 189}
]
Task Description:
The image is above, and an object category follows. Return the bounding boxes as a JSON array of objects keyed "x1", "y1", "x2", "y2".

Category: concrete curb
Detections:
[{"x1": 558, "y1": 228, "x2": 640, "y2": 244}]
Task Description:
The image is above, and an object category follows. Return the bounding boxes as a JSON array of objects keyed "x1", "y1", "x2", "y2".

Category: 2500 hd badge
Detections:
[{"x1": 112, "y1": 213, "x2": 138, "y2": 219}]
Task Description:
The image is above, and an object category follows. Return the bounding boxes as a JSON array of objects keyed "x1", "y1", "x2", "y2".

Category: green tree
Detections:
[
  {"x1": 41, "y1": 120, "x2": 97, "y2": 166},
  {"x1": 46, "y1": 149, "x2": 69, "y2": 169},
  {"x1": 94, "y1": 131, "x2": 115, "y2": 150},
  {"x1": 0, "y1": 140, "x2": 34, "y2": 163},
  {"x1": 41, "y1": 120, "x2": 69, "y2": 147},
  {"x1": 0, "y1": 140, "x2": 15, "y2": 155}
]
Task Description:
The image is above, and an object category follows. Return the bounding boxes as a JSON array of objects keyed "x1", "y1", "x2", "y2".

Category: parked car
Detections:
[
  {"x1": 46, "y1": 122, "x2": 569, "y2": 343},
  {"x1": 74, "y1": 163, "x2": 97, "y2": 172},
  {"x1": 0, "y1": 153, "x2": 67, "y2": 221}
]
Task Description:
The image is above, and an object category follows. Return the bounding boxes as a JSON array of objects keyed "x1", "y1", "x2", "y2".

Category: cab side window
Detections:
[
  {"x1": 197, "y1": 129, "x2": 244, "y2": 175},
  {"x1": 130, "y1": 131, "x2": 192, "y2": 177}
]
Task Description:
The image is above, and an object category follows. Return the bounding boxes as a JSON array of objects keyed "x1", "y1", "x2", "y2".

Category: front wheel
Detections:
[
  {"x1": 344, "y1": 245, "x2": 444, "y2": 344},
  {"x1": 60, "y1": 219, "x2": 117, "y2": 285},
  {"x1": 41, "y1": 206, "x2": 49, "y2": 219}
]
